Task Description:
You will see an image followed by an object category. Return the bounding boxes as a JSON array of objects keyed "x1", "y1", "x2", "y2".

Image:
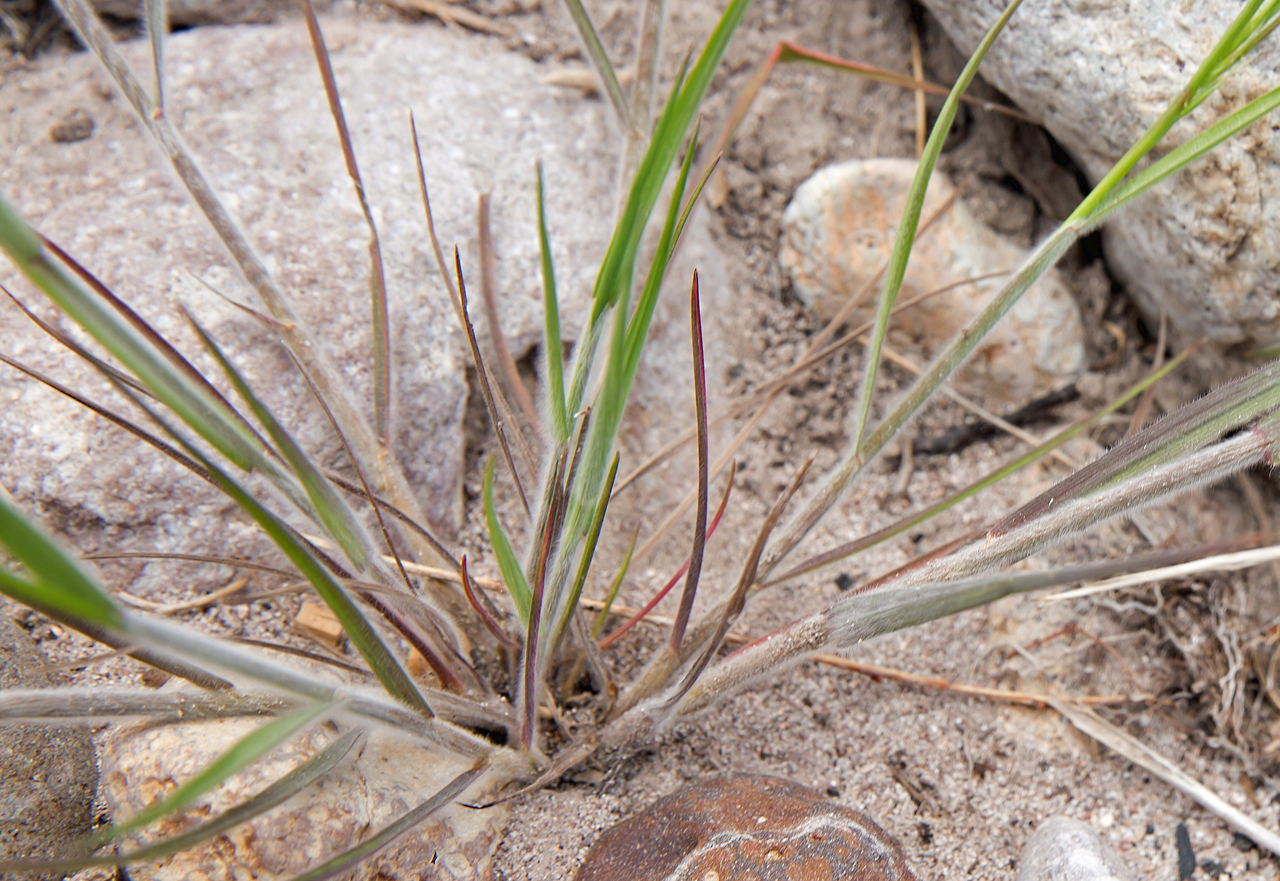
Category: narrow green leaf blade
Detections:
[
  {"x1": 536, "y1": 162, "x2": 568, "y2": 446},
  {"x1": 483, "y1": 458, "x2": 532, "y2": 622},
  {"x1": 124, "y1": 402, "x2": 431, "y2": 715},
  {"x1": 0, "y1": 196, "x2": 271, "y2": 475},
  {"x1": 1088, "y1": 85, "x2": 1280, "y2": 226},
  {"x1": 551, "y1": 452, "x2": 619, "y2": 648},
  {"x1": 92, "y1": 701, "x2": 337, "y2": 845},
  {"x1": 187, "y1": 315, "x2": 372, "y2": 570},
  {"x1": 849, "y1": 0, "x2": 1024, "y2": 454},
  {"x1": 0, "y1": 731, "x2": 362, "y2": 873},
  {"x1": 0, "y1": 490, "x2": 121, "y2": 627}
]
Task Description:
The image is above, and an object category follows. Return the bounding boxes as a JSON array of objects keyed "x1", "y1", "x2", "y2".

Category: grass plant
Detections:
[{"x1": 2, "y1": 0, "x2": 1280, "y2": 874}]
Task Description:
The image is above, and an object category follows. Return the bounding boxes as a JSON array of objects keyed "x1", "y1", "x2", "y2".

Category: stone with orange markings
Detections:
[
  {"x1": 575, "y1": 774, "x2": 918, "y2": 881},
  {"x1": 779, "y1": 157, "x2": 1085, "y2": 406}
]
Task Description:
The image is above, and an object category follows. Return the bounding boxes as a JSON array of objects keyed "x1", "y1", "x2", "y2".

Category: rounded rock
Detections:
[{"x1": 575, "y1": 774, "x2": 919, "y2": 881}]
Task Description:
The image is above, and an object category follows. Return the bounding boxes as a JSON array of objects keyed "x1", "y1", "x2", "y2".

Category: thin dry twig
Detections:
[
  {"x1": 382, "y1": 0, "x2": 511, "y2": 36},
  {"x1": 816, "y1": 654, "x2": 1146, "y2": 707},
  {"x1": 1051, "y1": 699, "x2": 1280, "y2": 856}
]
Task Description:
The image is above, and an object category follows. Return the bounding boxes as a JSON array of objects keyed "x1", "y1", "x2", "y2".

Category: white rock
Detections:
[
  {"x1": 1016, "y1": 816, "x2": 1132, "y2": 881},
  {"x1": 917, "y1": 0, "x2": 1280, "y2": 347},
  {"x1": 779, "y1": 157, "x2": 1085, "y2": 404}
]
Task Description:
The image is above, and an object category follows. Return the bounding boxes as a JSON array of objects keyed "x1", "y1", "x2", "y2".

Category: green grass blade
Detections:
[
  {"x1": 559, "y1": 122, "x2": 701, "y2": 565},
  {"x1": 536, "y1": 162, "x2": 568, "y2": 446},
  {"x1": 282, "y1": 761, "x2": 487, "y2": 881},
  {"x1": 1184, "y1": 0, "x2": 1269, "y2": 100},
  {"x1": 849, "y1": 0, "x2": 1024, "y2": 455},
  {"x1": 590, "y1": 0, "x2": 749, "y2": 323},
  {"x1": 0, "y1": 490, "x2": 120, "y2": 626},
  {"x1": 186, "y1": 314, "x2": 373, "y2": 571},
  {"x1": 591, "y1": 525, "x2": 638, "y2": 638},
  {"x1": 561, "y1": 0, "x2": 634, "y2": 133},
  {"x1": 91, "y1": 701, "x2": 337, "y2": 846},
  {"x1": 622, "y1": 119, "x2": 700, "y2": 374},
  {"x1": 1087, "y1": 85, "x2": 1280, "y2": 225},
  {"x1": 551, "y1": 452, "x2": 619, "y2": 649},
  {"x1": 32, "y1": 240, "x2": 279, "y2": 456},
  {"x1": 0, "y1": 568, "x2": 227, "y2": 690},
  {"x1": 125, "y1": 400, "x2": 431, "y2": 714},
  {"x1": 770, "y1": 347, "x2": 1197, "y2": 583},
  {"x1": 483, "y1": 458, "x2": 532, "y2": 622},
  {"x1": 0, "y1": 196, "x2": 273, "y2": 476}
]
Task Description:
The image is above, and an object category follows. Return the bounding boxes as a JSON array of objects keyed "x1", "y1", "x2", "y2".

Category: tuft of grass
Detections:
[{"x1": 1, "y1": 0, "x2": 1280, "y2": 873}]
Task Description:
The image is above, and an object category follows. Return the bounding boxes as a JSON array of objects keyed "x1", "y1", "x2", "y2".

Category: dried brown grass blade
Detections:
[
  {"x1": 36, "y1": 238, "x2": 274, "y2": 451},
  {"x1": 663, "y1": 456, "x2": 811, "y2": 708},
  {"x1": 668, "y1": 272, "x2": 709, "y2": 653},
  {"x1": 460, "y1": 556, "x2": 518, "y2": 649},
  {"x1": 1051, "y1": 699, "x2": 1280, "y2": 855},
  {"x1": 301, "y1": 0, "x2": 392, "y2": 447},
  {"x1": 454, "y1": 250, "x2": 530, "y2": 517},
  {"x1": 478, "y1": 192, "x2": 539, "y2": 436}
]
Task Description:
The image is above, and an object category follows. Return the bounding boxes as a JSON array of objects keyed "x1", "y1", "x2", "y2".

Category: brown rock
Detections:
[
  {"x1": 575, "y1": 774, "x2": 918, "y2": 881},
  {"x1": 48, "y1": 108, "x2": 94, "y2": 143}
]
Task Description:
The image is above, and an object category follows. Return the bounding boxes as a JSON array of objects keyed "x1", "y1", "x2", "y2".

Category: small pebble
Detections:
[
  {"x1": 49, "y1": 108, "x2": 95, "y2": 143},
  {"x1": 575, "y1": 774, "x2": 918, "y2": 881},
  {"x1": 1016, "y1": 816, "x2": 1132, "y2": 881}
]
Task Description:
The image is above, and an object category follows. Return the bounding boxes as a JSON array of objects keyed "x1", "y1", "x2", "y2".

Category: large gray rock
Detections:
[
  {"x1": 0, "y1": 613, "x2": 97, "y2": 878},
  {"x1": 1, "y1": 18, "x2": 735, "y2": 573},
  {"x1": 918, "y1": 0, "x2": 1280, "y2": 348},
  {"x1": 0, "y1": 19, "x2": 618, "y2": 560}
]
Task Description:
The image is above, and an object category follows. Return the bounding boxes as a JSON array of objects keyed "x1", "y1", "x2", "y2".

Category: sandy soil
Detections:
[{"x1": 5, "y1": 0, "x2": 1280, "y2": 879}]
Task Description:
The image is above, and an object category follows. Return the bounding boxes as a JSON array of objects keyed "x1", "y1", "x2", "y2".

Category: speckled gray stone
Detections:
[{"x1": 918, "y1": 0, "x2": 1280, "y2": 349}]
